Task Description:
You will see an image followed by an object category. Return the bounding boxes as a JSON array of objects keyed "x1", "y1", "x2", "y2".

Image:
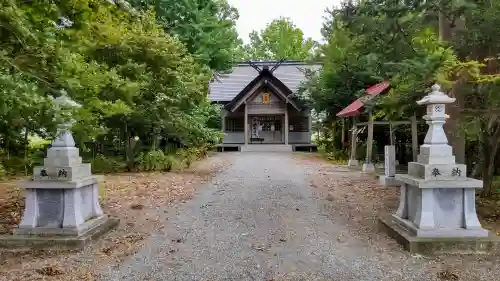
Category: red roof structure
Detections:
[{"x1": 336, "y1": 81, "x2": 390, "y2": 117}]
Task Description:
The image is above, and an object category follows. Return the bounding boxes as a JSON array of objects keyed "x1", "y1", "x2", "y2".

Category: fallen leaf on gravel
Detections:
[
  {"x1": 437, "y1": 270, "x2": 459, "y2": 281},
  {"x1": 35, "y1": 266, "x2": 64, "y2": 276},
  {"x1": 252, "y1": 244, "x2": 270, "y2": 252},
  {"x1": 326, "y1": 193, "x2": 335, "y2": 201},
  {"x1": 411, "y1": 253, "x2": 429, "y2": 260},
  {"x1": 123, "y1": 233, "x2": 144, "y2": 243},
  {"x1": 337, "y1": 233, "x2": 346, "y2": 242},
  {"x1": 101, "y1": 247, "x2": 113, "y2": 255},
  {"x1": 130, "y1": 204, "x2": 144, "y2": 210}
]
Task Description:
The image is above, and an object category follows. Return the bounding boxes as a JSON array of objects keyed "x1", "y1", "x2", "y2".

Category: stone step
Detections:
[{"x1": 240, "y1": 144, "x2": 292, "y2": 152}]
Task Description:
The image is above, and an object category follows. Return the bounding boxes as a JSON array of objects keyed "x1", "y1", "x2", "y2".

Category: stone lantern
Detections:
[
  {"x1": 0, "y1": 92, "x2": 118, "y2": 249},
  {"x1": 380, "y1": 84, "x2": 497, "y2": 254}
]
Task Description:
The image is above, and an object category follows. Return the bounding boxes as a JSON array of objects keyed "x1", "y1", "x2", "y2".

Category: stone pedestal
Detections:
[
  {"x1": 0, "y1": 124, "x2": 118, "y2": 250},
  {"x1": 379, "y1": 84, "x2": 498, "y2": 254},
  {"x1": 379, "y1": 145, "x2": 399, "y2": 186},
  {"x1": 347, "y1": 159, "x2": 359, "y2": 167},
  {"x1": 362, "y1": 163, "x2": 375, "y2": 173}
]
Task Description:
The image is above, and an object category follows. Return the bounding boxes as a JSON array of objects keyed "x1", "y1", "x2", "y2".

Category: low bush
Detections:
[
  {"x1": 90, "y1": 154, "x2": 125, "y2": 174},
  {"x1": 137, "y1": 150, "x2": 178, "y2": 172},
  {"x1": 0, "y1": 163, "x2": 5, "y2": 179}
]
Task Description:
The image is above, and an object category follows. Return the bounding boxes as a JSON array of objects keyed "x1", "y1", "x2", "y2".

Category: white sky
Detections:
[{"x1": 227, "y1": 0, "x2": 340, "y2": 44}]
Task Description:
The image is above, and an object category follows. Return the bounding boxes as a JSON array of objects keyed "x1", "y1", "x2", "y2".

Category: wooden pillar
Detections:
[
  {"x1": 284, "y1": 106, "x2": 289, "y2": 145},
  {"x1": 308, "y1": 110, "x2": 312, "y2": 142},
  {"x1": 341, "y1": 118, "x2": 346, "y2": 149},
  {"x1": 389, "y1": 122, "x2": 394, "y2": 146},
  {"x1": 411, "y1": 114, "x2": 418, "y2": 162},
  {"x1": 244, "y1": 102, "x2": 248, "y2": 145},
  {"x1": 362, "y1": 111, "x2": 375, "y2": 172},
  {"x1": 366, "y1": 112, "x2": 374, "y2": 164}
]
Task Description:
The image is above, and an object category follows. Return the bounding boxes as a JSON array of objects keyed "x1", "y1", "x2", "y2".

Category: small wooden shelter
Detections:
[{"x1": 336, "y1": 82, "x2": 419, "y2": 172}]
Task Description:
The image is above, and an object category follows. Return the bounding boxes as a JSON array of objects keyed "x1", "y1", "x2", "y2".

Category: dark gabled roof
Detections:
[
  {"x1": 209, "y1": 60, "x2": 322, "y2": 102},
  {"x1": 225, "y1": 67, "x2": 301, "y2": 112}
]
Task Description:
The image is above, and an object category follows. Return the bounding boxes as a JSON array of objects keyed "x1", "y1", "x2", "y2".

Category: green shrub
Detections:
[
  {"x1": 1, "y1": 157, "x2": 28, "y2": 176},
  {"x1": 0, "y1": 163, "x2": 5, "y2": 179},
  {"x1": 176, "y1": 149, "x2": 193, "y2": 168},
  {"x1": 327, "y1": 148, "x2": 348, "y2": 161},
  {"x1": 90, "y1": 154, "x2": 124, "y2": 174},
  {"x1": 176, "y1": 146, "x2": 210, "y2": 168},
  {"x1": 137, "y1": 150, "x2": 177, "y2": 172}
]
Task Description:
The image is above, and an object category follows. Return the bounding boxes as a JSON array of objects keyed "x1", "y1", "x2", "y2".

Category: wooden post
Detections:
[
  {"x1": 362, "y1": 111, "x2": 375, "y2": 172},
  {"x1": 366, "y1": 112, "x2": 374, "y2": 164},
  {"x1": 308, "y1": 110, "x2": 312, "y2": 142},
  {"x1": 411, "y1": 114, "x2": 418, "y2": 162},
  {"x1": 244, "y1": 102, "x2": 248, "y2": 145},
  {"x1": 284, "y1": 107, "x2": 289, "y2": 145},
  {"x1": 341, "y1": 118, "x2": 346, "y2": 149}
]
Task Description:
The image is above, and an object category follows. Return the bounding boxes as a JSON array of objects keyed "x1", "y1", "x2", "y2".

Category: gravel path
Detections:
[{"x1": 98, "y1": 153, "x2": 437, "y2": 281}]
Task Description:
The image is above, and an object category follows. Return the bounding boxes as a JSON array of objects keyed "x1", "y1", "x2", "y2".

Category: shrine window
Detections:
[
  {"x1": 288, "y1": 117, "x2": 309, "y2": 132},
  {"x1": 226, "y1": 117, "x2": 244, "y2": 132}
]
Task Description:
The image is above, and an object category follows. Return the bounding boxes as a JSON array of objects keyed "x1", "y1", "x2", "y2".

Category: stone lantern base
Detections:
[
  {"x1": 347, "y1": 159, "x2": 359, "y2": 167},
  {"x1": 362, "y1": 163, "x2": 375, "y2": 172},
  {"x1": 0, "y1": 215, "x2": 119, "y2": 250},
  {"x1": 0, "y1": 130, "x2": 119, "y2": 250},
  {"x1": 379, "y1": 215, "x2": 500, "y2": 255},
  {"x1": 378, "y1": 175, "x2": 400, "y2": 186},
  {"x1": 379, "y1": 84, "x2": 500, "y2": 254}
]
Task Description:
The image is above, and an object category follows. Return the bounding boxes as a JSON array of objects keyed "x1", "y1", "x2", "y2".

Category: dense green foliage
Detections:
[
  {"x1": 129, "y1": 0, "x2": 244, "y2": 71},
  {"x1": 0, "y1": 0, "x2": 228, "y2": 175},
  {"x1": 304, "y1": 0, "x2": 500, "y2": 196},
  {"x1": 242, "y1": 17, "x2": 317, "y2": 61}
]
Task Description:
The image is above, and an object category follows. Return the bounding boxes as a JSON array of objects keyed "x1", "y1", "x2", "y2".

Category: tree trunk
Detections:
[
  {"x1": 5, "y1": 135, "x2": 10, "y2": 160},
  {"x1": 23, "y1": 126, "x2": 29, "y2": 176},
  {"x1": 439, "y1": 6, "x2": 466, "y2": 164},
  {"x1": 124, "y1": 122, "x2": 133, "y2": 172},
  {"x1": 331, "y1": 122, "x2": 336, "y2": 151},
  {"x1": 480, "y1": 124, "x2": 500, "y2": 197},
  {"x1": 481, "y1": 141, "x2": 497, "y2": 197}
]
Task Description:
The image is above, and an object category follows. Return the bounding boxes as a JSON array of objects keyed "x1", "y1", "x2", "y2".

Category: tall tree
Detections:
[
  {"x1": 129, "y1": 0, "x2": 243, "y2": 72},
  {"x1": 0, "y1": 0, "x2": 222, "y2": 174},
  {"x1": 243, "y1": 17, "x2": 317, "y2": 61},
  {"x1": 302, "y1": 0, "x2": 500, "y2": 196}
]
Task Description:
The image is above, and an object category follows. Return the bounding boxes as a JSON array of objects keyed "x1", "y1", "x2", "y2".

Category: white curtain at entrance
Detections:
[{"x1": 251, "y1": 117, "x2": 261, "y2": 138}]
